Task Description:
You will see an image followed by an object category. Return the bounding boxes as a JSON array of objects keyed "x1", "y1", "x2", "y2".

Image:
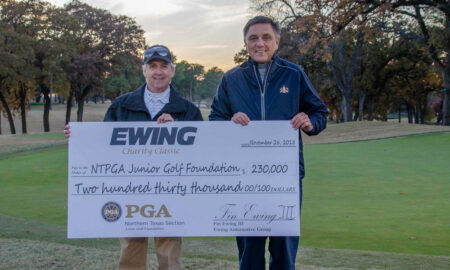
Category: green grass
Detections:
[
  {"x1": 301, "y1": 132, "x2": 450, "y2": 256},
  {"x1": 16, "y1": 132, "x2": 66, "y2": 140},
  {"x1": 0, "y1": 133, "x2": 449, "y2": 257},
  {"x1": 0, "y1": 133, "x2": 66, "y2": 157},
  {"x1": 0, "y1": 145, "x2": 68, "y2": 224},
  {"x1": 2, "y1": 215, "x2": 449, "y2": 270}
]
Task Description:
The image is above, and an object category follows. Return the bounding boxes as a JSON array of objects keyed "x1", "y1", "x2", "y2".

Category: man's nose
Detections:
[{"x1": 255, "y1": 38, "x2": 264, "y2": 47}]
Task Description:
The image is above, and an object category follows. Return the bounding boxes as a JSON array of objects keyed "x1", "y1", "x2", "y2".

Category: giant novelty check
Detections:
[{"x1": 68, "y1": 121, "x2": 300, "y2": 238}]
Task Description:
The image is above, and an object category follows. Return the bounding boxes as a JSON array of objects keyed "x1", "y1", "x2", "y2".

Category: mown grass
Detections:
[
  {"x1": 0, "y1": 132, "x2": 66, "y2": 157},
  {"x1": 2, "y1": 215, "x2": 449, "y2": 270},
  {"x1": 0, "y1": 145, "x2": 68, "y2": 224},
  {"x1": 16, "y1": 132, "x2": 66, "y2": 140},
  {"x1": 301, "y1": 132, "x2": 450, "y2": 256},
  {"x1": 0, "y1": 133, "x2": 449, "y2": 257}
]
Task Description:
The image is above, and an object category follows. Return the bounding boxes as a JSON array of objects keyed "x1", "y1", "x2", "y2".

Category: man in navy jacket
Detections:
[
  {"x1": 66, "y1": 45, "x2": 202, "y2": 270},
  {"x1": 209, "y1": 16, "x2": 328, "y2": 270}
]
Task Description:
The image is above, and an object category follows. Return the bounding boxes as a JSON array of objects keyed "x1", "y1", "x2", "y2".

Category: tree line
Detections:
[
  {"x1": 238, "y1": 0, "x2": 449, "y2": 125},
  {"x1": 2, "y1": 0, "x2": 447, "y2": 136},
  {"x1": 0, "y1": 0, "x2": 223, "y2": 135}
]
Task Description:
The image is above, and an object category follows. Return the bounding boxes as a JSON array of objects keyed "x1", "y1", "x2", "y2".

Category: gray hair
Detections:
[
  {"x1": 142, "y1": 62, "x2": 176, "y2": 70},
  {"x1": 243, "y1": 16, "x2": 280, "y2": 38}
]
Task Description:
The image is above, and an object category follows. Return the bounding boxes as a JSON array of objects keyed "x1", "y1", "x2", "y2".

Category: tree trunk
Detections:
[
  {"x1": 353, "y1": 94, "x2": 358, "y2": 121},
  {"x1": 0, "y1": 107, "x2": 2, "y2": 135},
  {"x1": 19, "y1": 87, "x2": 27, "y2": 134},
  {"x1": 367, "y1": 96, "x2": 374, "y2": 121},
  {"x1": 358, "y1": 92, "x2": 366, "y2": 121},
  {"x1": 77, "y1": 96, "x2": 85, "y2": 122},
  {"x1": 406, "y1": 103, "x2": 413, "y2": 123},
  {"x1": 49, "y1": 74, "x2": 53, "y2": 110},
  {"x1": 102, "y1": 86, "x2": 105, "y2": 104},
  {"x1": 41, "y1": 85, "x2": 51, "y2": 132},
  {"x1": 398, "y1": 105, "x2": 401, "y2": 123},
  {"x1": 65, "y1": 91, "x2": 74, "y2": 125},
  {"x1": 443, "y1": 89, "x2": 449, "y2": 125},
  {"x1": 340, "y1": 93, "x2": 352, "y2": 122},
  {"x1": 77, "y1": 102, "x2": 84, "y2": 122},
  {"x1": 414, "y1": 100, "x2": 420, "y2": 124},
  {"x1": 334, "y1": 31, "x2": 364, "y2": 122},
  {"x1": 0, "y1": 91, "x2": 16, "y2": 134},
  {"x1": 420, "y1": 97, "x2": 426, "y2": 124},
  {"x1": 414, "y1": 7, "x2": 449, "y2": 125},
  {"x1": 353, "y1": 108, "x2": 359, "y2": 121},
  {"x1": 409, "y1": 108, "x2": 413, "y2": 124},
  {"x1": 43, "y1": 91, "x2": 51, "y2": 132}
]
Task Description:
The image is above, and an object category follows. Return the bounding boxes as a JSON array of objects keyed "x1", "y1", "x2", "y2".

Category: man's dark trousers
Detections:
[{"x1": 236, "y1": 179, "x2": 302, "y2": 270}]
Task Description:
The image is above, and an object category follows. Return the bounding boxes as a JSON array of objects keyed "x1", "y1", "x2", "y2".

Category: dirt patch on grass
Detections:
[
  {"x1": 1, "y1": 215, "x2": 449, "y2": 270},
  {"x1": 0, "y1": 238, "x2": 354, "y2": 270},
  {"x1": 0, "y1": 238, "x2": 240, "y2": 270},
  {"x1": 2, "y1": 104, "x2": 449, "y2": 141},
  {"x1": 2, "y1": 237, "x2": 449, "y2": 270},
  {"x1": 0, "y1": 103, "x2": 109, "y2": 135},
  {"x1": 0, "y1": 136, "x2": 64, "y2": 154},
  {"x1": 2, "y1": 104, "x2": 449, "y2": 148},
  {"x1": 2, "y1": 120, "x2": 449, "y2": 155},
  {"x1": 0, "y1": 103, "x2": 108, "y2": 154},
  {"x1": 302, "y1": 121, "x2": 450, "y2": 144}
]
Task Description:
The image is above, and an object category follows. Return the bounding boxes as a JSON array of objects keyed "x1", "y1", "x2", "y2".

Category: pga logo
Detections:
[
  {"x1": 125, "y1": 204, "x2": 171, "y2": 218},
  {"x1": 101, "y1": 202, "x2": 122, "y2": 222},
  {"x1": 101, "y1": 202, "x2": 171, "y2": 222}
]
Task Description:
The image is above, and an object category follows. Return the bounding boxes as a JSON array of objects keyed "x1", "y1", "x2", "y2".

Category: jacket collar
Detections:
[
  {"x1": 160, "y1": 85, "x2": 188, "y2": 114},
  {"x1": 122, "y1": 84, "x2": 188, "y2": 114},
  {"x1": 243, "y1": 53, "x2": 282, "y2": 85},
  {"x1": 122, "y1": 84, "x2": 147, "y2": 112},
  {"x1": 245, "y1": 53, "x2": 281, "y2": 69}
]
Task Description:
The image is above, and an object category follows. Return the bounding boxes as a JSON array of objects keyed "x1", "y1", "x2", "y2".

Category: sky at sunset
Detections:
[{"x1": 47, "y1": 0, "x2": 251, "y2": 71}]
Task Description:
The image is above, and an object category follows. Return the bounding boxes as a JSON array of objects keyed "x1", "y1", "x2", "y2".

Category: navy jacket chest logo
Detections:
[{"x1": 280, "y1": 85, "x2": 289, "y2": 94}]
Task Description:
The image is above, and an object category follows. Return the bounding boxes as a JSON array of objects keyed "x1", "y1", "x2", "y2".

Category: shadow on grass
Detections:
[
  {"x1": 0, "y1": 143, "x2": 67, "y2": 160},
  {"x1": 1, "y1": 214, "x2": 449, "y2": 270}
]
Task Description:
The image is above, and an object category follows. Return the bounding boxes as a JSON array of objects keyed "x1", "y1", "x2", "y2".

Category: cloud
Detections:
[
  {"x1": 195, "y1": 45, "x2": 229, "y2": 49},
  {"x1": 208, "y1": 13, "x2": 249, "y2": 24},
  {"x1": 46, "y1": 0, "x2": 250, "y2": 69},
  {"x1": 48, "y1": 0, "x2": 184, "y2": 17}
]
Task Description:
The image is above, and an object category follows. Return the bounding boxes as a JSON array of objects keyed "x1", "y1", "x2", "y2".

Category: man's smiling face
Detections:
[
  {"x1": 143, "y1": 59, "x2": 175, "y2": 93},
  {"x1": 245, "y1": 23, "x2": 280, "y2": 64}
]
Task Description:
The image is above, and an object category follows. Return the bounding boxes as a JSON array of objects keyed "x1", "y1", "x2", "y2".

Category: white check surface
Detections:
[{"x1": 68, "y1": 121, "x2": 300, "y2": 238}]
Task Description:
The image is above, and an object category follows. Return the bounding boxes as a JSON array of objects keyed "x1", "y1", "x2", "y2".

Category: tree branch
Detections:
[
  {"x1": 414, "y1": 6, "x2": 445, "y2": 74},
  {"x1": 336, "y1": 33, "x2": 348, "y2": 87},
  {"x1": 348, "y1": 31, "x2": 365, "y2": 83},
  {"x1": 280, "y1": 0, "x2": 298, "y2": 18},
  {"x1": 330, "y1": 59, "x2": 346, "y2": 94}
]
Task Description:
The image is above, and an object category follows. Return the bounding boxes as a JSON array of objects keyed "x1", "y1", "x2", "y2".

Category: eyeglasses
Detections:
[{"x1": 145, "y1": 46, "x2": 170, "y2": 58}]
